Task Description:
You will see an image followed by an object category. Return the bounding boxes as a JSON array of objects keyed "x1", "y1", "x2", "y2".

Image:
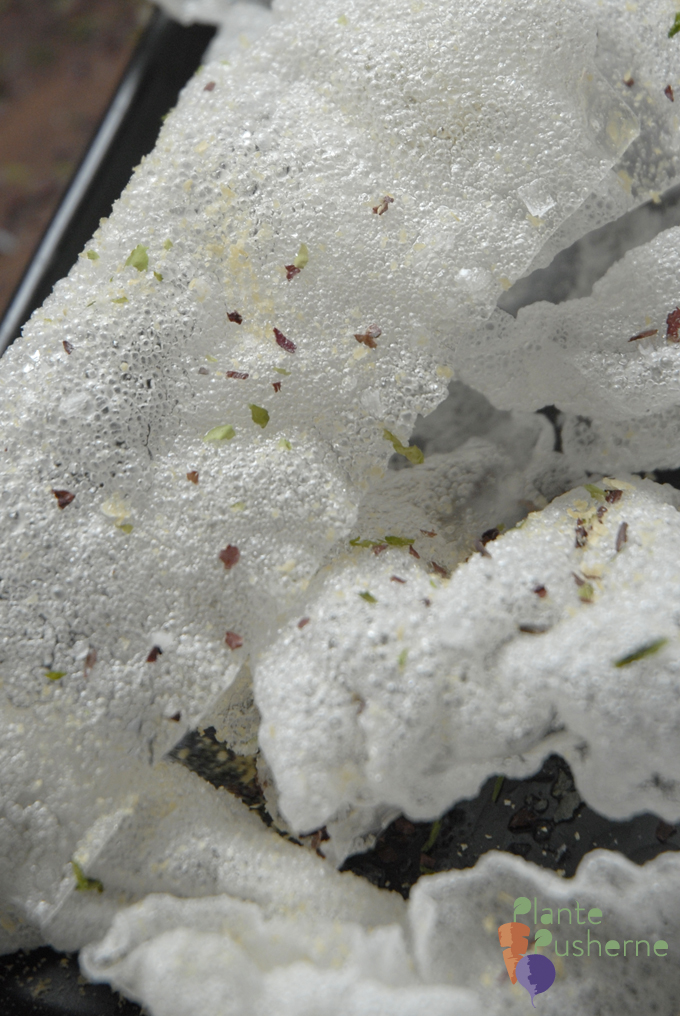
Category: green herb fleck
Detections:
[
  {"x1": 491, "y1": 775, "x2": 505, "y2": 803},
  {"x1": 278, "y1": 438, "x2": 292, "y2": 450},
  {"x1": 125, "y1": 244, "x2": 148, "y2": 272},
  {"x1": 45, "y1": 670, "x2": 66, "y2": 681},
  {"x1": 422, "y1": 819, "x2": 441, "y2": 853},
  {"x1": 274, "y1": 367, "x2": 291, "y2": 376},
  {"x1": 72, "y1": 861, "x2": 104, "y2": 893},
  {"x1": 359, "y1": 591, "x2": 377, "y2": 604},
  {"x1": 578, "y1": 583, "x2": 594, "y2": 603},
  {"x1": 397, "y1": 648, "x2": 408, "y2": 668},
  {"x1": 293, "y1": 243, "x2": 309, "y2": 269},
  {"x1": 383, "y1": 429, "x2": 424, "y2": 465},
  {"x1": 116, "y1": 523, "x2": 133, "y2": 534},
  {"x1": 86, "y1": 250, "x2": 99, "y2": 261},
  {"x1": 206, "y1": 355, "x2": 218, "y2": 362},
  {"x1": 385, "y1": 535, "x2": 415, "y2": 547},
  {"x1": 153, "y1": 271, "x2": 163, "y2": 282},
  {"x1": 86, "y1": 301, "x2": 96, "y2": 308},
  {"x1": 670, "y1": 13, "x2": 680, "y2": 38},
  {"x1": 349, "y1": 537, "x2": 380, "y2": 548},
  {"x1": 614, "y1": 638, "x2": 668, "y2": 668},
  {"x1": 249, "y1": 404, "x2": 269, "y2": 428},
  {"x1": 231, "y1": 501, "x2": 246, "y2": 512},
  {"x1": 204, "y1": 424, "x2": 235, "y2": 442},
  {"x1": 111, "y1": 297, "x2": 128, "y2": 304},
  {"x1": 584, "y1": 484, "x2": 605, "y2": 502},
  {"x1": 163, "y1": 239, "x2": 173, "y2": 250}
]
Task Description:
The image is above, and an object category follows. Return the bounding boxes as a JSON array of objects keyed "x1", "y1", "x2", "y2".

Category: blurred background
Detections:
[{"x1": 0, "y1": 0, "x2": 152, "y2": 317}]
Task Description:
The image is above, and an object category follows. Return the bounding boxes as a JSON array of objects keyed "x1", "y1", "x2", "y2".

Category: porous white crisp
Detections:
[
  {"x1": 457, "y1": 228, "x2": 680, "y2": 423},
  {"x1": 2, "y1": 0, "x2": 680, "y2": 1009},
  {"x1": 257, "y1": 477, "x2": 680, "y2": 843},
  {"x1": 79, "y1": 847, "x2": 680, "y2": 1016}
]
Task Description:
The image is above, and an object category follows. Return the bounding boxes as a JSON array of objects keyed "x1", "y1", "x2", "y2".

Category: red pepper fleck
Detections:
[
  {"x1": 623, "y1": 74, "x2": 634, "y2": 87},
  {"x1": 390, "y1": 575, "x2": 406, "y2": 583},
  {"x1": 274, "y1": 327, "x2": 296, "y2": 353},
  {"x1": 204, "y1": 81, "x2": 216, "y2": 92},
  {"x1": 409, "y1": 544, "x2": 420, "y2": 559},
  {"x1": 84, "y1": 649, "x2": 97, "y2": 676},
  {"x1": 572, "y1": 572, "x2": 586, "y2": 587},
  {"x1": 225, "y1": 631, "x2": 243, "y2": 650},
  {"x1": 285, "y1": 265, "x2": 301, "y2": 280},
  {"x1": 168, "y1": 712, "x2": 181, "y2": 722},
  {"x1": 474, "y1": 539, "x2": 491, "y2": 558},
  {"x1": 372, "y1": 544, "x2": 388, "y2": 555},
  {"x1": 575, "y1": 525, "x2": 588, "y2": 548},
  {"x1": 605, "y1": 489, "x2": 622, "y2": 504},
  {"x1": 616, "y1": 521, "x2": 628, "y2": 553},
  {"x1": 596, "y1": 504, "x2": 608, "y2": 520},
  {"x1": 420, "y1": 529, "x2": 437, "y2": 537},
  {"x1": 198, "y1": 367, "x2": 209, "y2": 375},
  {"x1": 354, "y1": 325, "x2": 382, "y2": 349},
  {"x1": 52, "y1": 489, "x2": 75, "y2": 509},
  {"x1": 628, "y1": 328, "x2": 658, "y2": 342},
  {"x1": 666, "y1": 307, "x2": 680, "y2": 342},
  {"x1": 297, "y1": 617, "x2": 311, "y2": 629},
  {"x1": 186, "y1": 471, "x2": 199, "y2": 484},
  {"x1": 219, "y1": 545, "x2": 240, "y2": 569},
  {"x1": 431, "y1": 561, "x2": 448, "y2": 577},
  {"x1": 146, "y1": 645, "x2": 163, "y2": 662},
  {"x1": 227, "y1": 311, "x2": 243, "y2": 324},
  {"x1": 666, "y1": 84, "x2": 675, "y2": 102},
  {"x1": 533, "y1": 585, "x2": 548, "y2": 598},
  {"x1": 272, "y1": 381, "x2": 282, "y2": 392},
  {"x1": 62, "y1": 340, "x2": 73, "y2": 354},
  {"x1": 373, "y1": 195, "x2": 394, "y2": 215},
  {"x1": 422, "y1": 597, "x2": 431, "y2": 607},
  {"x1": 226, "y1": 370, "x2": 249, "y2": 380}
]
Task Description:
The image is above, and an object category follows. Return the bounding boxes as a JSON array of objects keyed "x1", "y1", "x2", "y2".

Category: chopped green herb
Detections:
[
  {"x1": 385, "y1": 535, "x2": 415, "y2": 547},
  {"x1": 45, "y1": 670, "x2": 66, "y2": 681},
  {"x1": 293, "y1": 243, "x2": 309, "y2": 269},
  {"x1": 163, "y1": 239, "x2": 173, "y2": 250},
  {"x1": 125, "y1": 244, "x2": 148, "y2": 272},
  {"x1": 397, "y1": 648, "x2": 408, "y2": 667},
  {"x1": 422, "y1": 819, "x2": 441, "y2": 853},
  {"x1": 116, "y1": 523, "x2": 133, "y2": 534},
  {"x1": 383, "y1": 429, "x2": 424, "y2": 465},
  {"x1": 491, "y1": 775, "x2": 505, "y2": 803},
  {"x1": 204, "y1": 425, "x2": 235, "y2": 442},
  {"x1": 231, "y1": 501, "x2": 246, "y2": 512},
  {"x1": 71, "y1": 861, "x2": 103, "y2": 893},
  {"x1": 578, "y1": 583, "x2": 594, "y2": 603},
  {"x1": 206, "y1": 355, "x2": 218, "y2": 362},
  {"x1": 584, "y1": 484, "x2": 605, "y2": 502},
  {"x1": 274, "y1": 367, "x2": 291, "y2": 376},
  {"x1": 670, "y1": 12, "x2": 680, "y2": 38},
  {"x1": 359, "y1": 591, "x2": 377, "y2": 604},
  {"x1": 249, "y1": 404, "x2": 269, "y2": 428},
  {"x1": 349, "y1": 537, "x2": 380, "y2": 548},
  {"x1": 86, "y1": 250, "x2": 99, "y2": 261},
  {"x1": 111, "y1": 297, "x2": 128, "y2": 304},
  {"x1": 278, "y1": 438, "x2": 292, "y2": 450},
  {"x1": 153, "y1": 271, "x2": 163, "y2": 282},
  {"x1": 614, "y1": 638, "x2": 668, "y2": 668},
  {"x1": 86, "y1": 301, "x2": 96, "y2": 307}
]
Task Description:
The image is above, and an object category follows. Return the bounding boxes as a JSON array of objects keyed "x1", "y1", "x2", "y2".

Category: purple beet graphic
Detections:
[{"x1": 515, "y1": 953, "x2": 556, "y2": 1007}]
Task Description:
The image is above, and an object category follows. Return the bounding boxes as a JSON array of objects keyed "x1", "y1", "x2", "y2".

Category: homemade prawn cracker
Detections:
[{"x1": 2, "y1": 0, "x2": 680, "y2": 1013}]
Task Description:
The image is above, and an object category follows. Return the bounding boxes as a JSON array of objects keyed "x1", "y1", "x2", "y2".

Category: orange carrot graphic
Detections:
[{"x1": 498, "y1": 921, "x2": 531, "y2": 983}]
